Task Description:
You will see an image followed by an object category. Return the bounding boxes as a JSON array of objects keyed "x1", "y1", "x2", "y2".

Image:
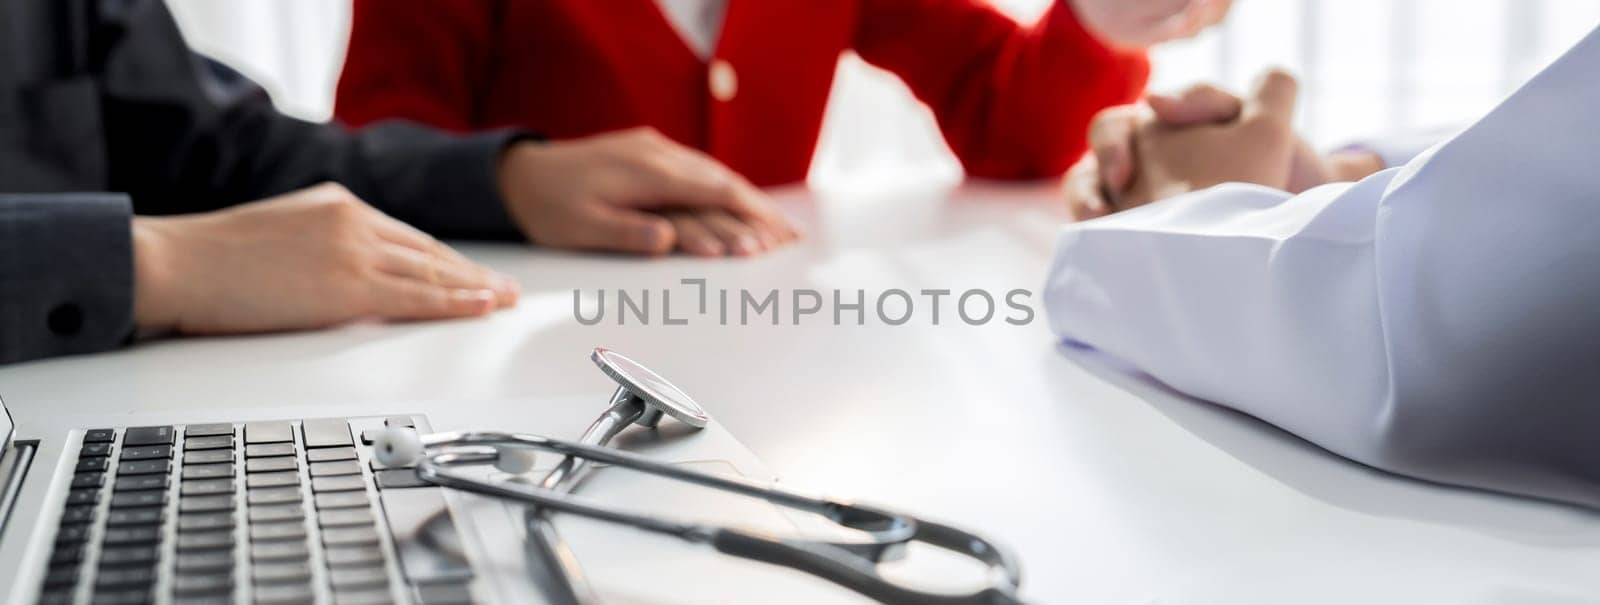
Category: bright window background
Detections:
[{"x1": 166, "y1": 0, "x2": 1600, "y2": 192}]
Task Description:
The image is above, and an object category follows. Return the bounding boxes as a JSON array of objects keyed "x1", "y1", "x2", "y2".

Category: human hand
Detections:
[
  {"x1": 497, "y1": 127, "x2": 798, "y2": 256},
  {"x1": 1119, "y1": 70, "x2": 1301, "y2": 207},
  {"x1": 132, "y1": 183, "x2": 518, "y2": 334},
  {"x1": 1065, "y1": 71, "x2": 1387, "y2": 220},
  {"x1": 1069, "y1": 0, "x2": 1232, "y2": 48}
]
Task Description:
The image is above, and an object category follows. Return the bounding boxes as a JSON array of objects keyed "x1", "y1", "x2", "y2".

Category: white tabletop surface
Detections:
[{"x1": 3, "y1": 183, "x2": 1599, "y2": 604}]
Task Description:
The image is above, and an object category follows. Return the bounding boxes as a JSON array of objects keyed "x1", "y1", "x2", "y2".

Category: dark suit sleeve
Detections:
[
  {"x1": 0, "y1": 194, "x2": 134, "y2": 365},
  {"x1": 94, "y1": 0, "x2": 524, "y2": 239}
]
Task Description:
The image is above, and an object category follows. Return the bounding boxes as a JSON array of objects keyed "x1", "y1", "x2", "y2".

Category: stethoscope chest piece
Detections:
[{"x1": 591, "y1": 347, "x2": 710, "y2": 429}]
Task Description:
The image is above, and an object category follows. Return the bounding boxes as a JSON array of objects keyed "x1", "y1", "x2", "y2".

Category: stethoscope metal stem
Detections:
[{"x1": 526, "y1": 387, "x2": 649, "y2": 605}]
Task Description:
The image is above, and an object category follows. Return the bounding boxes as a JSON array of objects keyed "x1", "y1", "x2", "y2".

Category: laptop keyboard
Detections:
[{"x1": 35, "y1": 416, "x2": 475, "y2": 605}]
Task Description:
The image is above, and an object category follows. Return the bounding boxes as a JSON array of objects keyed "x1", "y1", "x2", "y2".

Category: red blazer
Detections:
[{"x1": 335, "y1": 0, "x2": 1149, "y2": 186}]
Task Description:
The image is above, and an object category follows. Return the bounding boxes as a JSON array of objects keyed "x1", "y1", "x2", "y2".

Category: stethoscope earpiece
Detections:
[
  {"x1": 492, "y1": 446, "x2": 539, "y2": 475},
  {"x1": 371, "y1": 427, "x2": 424, "y2": 468}
]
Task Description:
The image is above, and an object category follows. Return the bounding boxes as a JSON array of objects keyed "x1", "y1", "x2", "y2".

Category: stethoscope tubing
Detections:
[{"x1": 412, "y1": 430, "x2": 1026, "y2": 604}]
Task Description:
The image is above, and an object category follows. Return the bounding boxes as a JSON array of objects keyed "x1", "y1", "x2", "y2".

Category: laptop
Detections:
[{"x1": 0, "y1": 394, "x2": 847, "y2": 605}]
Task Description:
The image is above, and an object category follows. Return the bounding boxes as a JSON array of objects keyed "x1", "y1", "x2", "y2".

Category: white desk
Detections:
[{"x1": 3, "y1": 184, "x2": 1599, "y2": 603}]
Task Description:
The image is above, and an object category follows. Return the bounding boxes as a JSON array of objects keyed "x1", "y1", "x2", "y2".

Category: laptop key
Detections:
[
  {"x1": 375, "y1": 469, "x2": 428, "y2": 489},
  {"x1": 102, "y1": 526, "x2": 162, "y2": 545},
  {"x1": 107, "y1": 508, "x2": 166, "y2": 526},
  {"x1": 179, "y1": 495, "x2": 235, "y2": 513},
  {"x1": 335, "y1": 588, "x2": 397, "y2": 605},
  {"x1": 246, "y1": 471, "x2": 300, "y2": 489},
  {"x1": 66, "y1": 488, "x2": 100, "y2": 505},
  {"x1": 323, "y1": 545, "x2": 384, "y2": 567},
  {"x1": 175, "y1": 530, "x2": 234, "y2": 551},
  {"x1": 71, "y1": 472, "x2": 106, "y2": 489},
  {"x1": 251, "y1": 540, "x2": 310, "y2": 561},
  {"x1": 253, "y1": 560, "x2": 312, "y2": 583},
  {"x1": 311, "y1": 460, "x2": 362, "y2": 477},
  {"x1": 61, "y1": 505, "x2": 96, "y2": 524},
  {"x1": 184, "y1": 422, "x2": 235, "y2": 437},
  {"x1": 83, "y1": 428, "x2": 115, "y2": 443},
  {"x1": 81, "y1": 442, "x2": 112, "y2": 457},
  {"x1": 177, "y1": 512, "x2": 235, "y2": 532},
  {"x1": 90, "y1": 588, "x2": 153, "y2": 605},
  {"x1": 173, "y1": 572, "x2": 233, "y2": 596},
  {"x1": 183, "y1": 449, "x2": 233, "y2": 464},
  {"x1": 321, "y1": 525, "x2": 380, "y2": 547},
  {"x1": 110, "y1": 491, "x2": 168, "y2": 509},
  {"x1": 315, "y1": 491, "x2": 371, "y2": 509},
  {"x1": 413, "y1": 582, "x2": 475, "y2": 605},
  {"x1": 385, "y1": 415, "x2": 415, "y2": 428},
  {"x1": 308, "y1": 447, "x2": 358, "y2": 462},
  {"x1": 181, "y1": 463, "x2": 234, "y2": 480},
  {"x1": 114, "y1": 475, "x2": 170, "y2": 492},
  {"x1": 313, "y1": 475, "x2": 367, "y2": 493},
  {"x1": 246, "y1": 443, "x2": 296, "y2": 458},
  {"x1": 119, "y1": 445, "x2": 172, "y2": 460},
  {"x1": 184, "y1": 435, "x2": 235, "y2": 451},
  {"x1": 318, "y1": 508, "x2": 375, "y2": 527},
  {"x1": 253, "y1": 583, "x2": 315, "y2": 604},
  {"x1": 174, "y1": 551, "x2": 234, "y2": 572},
  {"x1": 49, "y1": 544, "x2": 84, "y2": 565},
  {"x1": 245, "y1": 422, "x2": 295, "y2": 444},
  {"x1": 98, "y1": 545, "x2": 160, "y2": 566},
  {"x1": 75, "y1": 457, "x2": 108, "y2": 473},
  {"x1": 180, "y1": 479, "x2": 234, "y2": 496},
  {"x1": 302, "y1": 418, "x2": 355, "y2": 448},
  {"x1": 249, "y1": 503, "x2": 306, "y2": 523},
  {"x1": 247, "y1": 456, "x2": 298, "y2": 473},
  {"x1": 123, "y1": 426, "x2": 174, "y2": 446},
  {"x1": 43, "y1": 566, "x2": 79, "y2": 587},
  {"x1": 95, "y1": 565, "x2": 156, "y2": 588},
  {"x1": 328, "y1": 566, "x2": 390, "y2": 589},
  {"x1": 247, "y1": 486, "x2": 303, "y2": 505},
  {"x1": 118, "y1": 459, "x2": 171, "y2": 475},
  {"x1": 250, "y1": 521, "x2": 308, "y2": 541},
  {"x1": 54, "y1": 523, "x2": 90, "y2": 543}
]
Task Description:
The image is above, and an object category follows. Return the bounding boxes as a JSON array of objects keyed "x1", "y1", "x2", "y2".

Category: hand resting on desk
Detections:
[
  {"x1": 131, "y1": 183, "x2": 519, "y2": 335},
  {"x1": 1063, "y1": 70, "x2": 1385, "y2": 220}
]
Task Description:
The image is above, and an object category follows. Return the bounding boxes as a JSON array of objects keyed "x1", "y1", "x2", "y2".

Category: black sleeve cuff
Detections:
[
  {"x1": 352, "y1": 124, "x2": 535, "y2": 240},
  {"x1": 0, "y1": 194, "x2": 135, "y2": 365}
]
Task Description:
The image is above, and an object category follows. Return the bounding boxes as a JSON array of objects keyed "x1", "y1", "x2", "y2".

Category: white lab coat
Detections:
[{"x1": 1045, "y1": 26, "x2": 1600, "y2": 508}]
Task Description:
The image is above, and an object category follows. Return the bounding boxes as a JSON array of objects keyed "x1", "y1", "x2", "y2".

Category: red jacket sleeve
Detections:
[
  {"x1": 853, "y1": 0, "x2": 1149, "y2": 179},
  {"x1": 334, "y1": 0, "x2": 497, "y2": 131}
]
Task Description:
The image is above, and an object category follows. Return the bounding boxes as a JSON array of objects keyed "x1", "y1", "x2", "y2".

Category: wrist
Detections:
[
  {"x1": 1326, "y1": 150, "x2": 1385, "y2": 182},
  {"x1": 497, "y1": 142, "x2": 537, "y2": 210},
  {"x1": 496, "y1": 140, "x2": 559, "y2": 242},
  {"x1": 131, "y1": 217, "x2": 179, "y2": 332}
]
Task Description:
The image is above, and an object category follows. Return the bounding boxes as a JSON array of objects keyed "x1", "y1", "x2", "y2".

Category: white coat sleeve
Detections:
[{"x1": 1044, "y1": 26, "x2": 1600, "y2": 508}]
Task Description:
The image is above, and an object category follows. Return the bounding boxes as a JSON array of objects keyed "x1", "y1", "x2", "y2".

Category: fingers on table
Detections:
[
  {"x1": 570, "y1": 205, "x2": 677, "y2": 255},
  {"x1": 1064, "y1": 157, "x2": 1114, "y2": 222},
  {"x1": 1088, "y1": 105, "x2": 1143, "y2": 192},
  {"x1": 375, "y1": 242, "x2": 518, "y2": 308},
  {"x1": 368, "y1": 276, "x2": 498, "y2": 321},
  {"x1": 667, "y1": 213, "x2": 725, "y2": 257},
  {"x1": 639, "y1": 145, "x2": 799, "y2": 247}
]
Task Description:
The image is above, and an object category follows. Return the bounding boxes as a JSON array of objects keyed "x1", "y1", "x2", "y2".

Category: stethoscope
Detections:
[{"x1": 374, "y1": 348, "x2": 1026, "y2": 604}]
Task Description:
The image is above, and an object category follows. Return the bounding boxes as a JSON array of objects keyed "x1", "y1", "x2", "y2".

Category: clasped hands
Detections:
[{"x1": 1064, "y1": 69, "x2": 1385, "y2": 221}]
